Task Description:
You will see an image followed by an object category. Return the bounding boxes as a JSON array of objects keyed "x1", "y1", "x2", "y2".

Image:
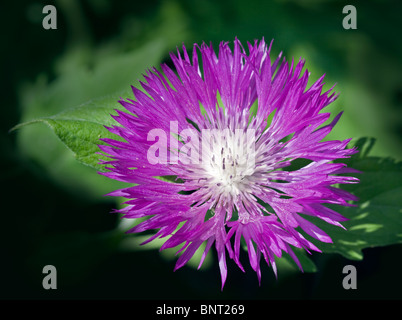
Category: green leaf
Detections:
[
  {"x1": 13, "y1": 95, "x2": 129, "y2": 172},
  {"x1": 305, "y1": 138, "x2": 402, "y2": 260},
  {"x1": 13, "y1": 39, "x2": 168, "y2": 201}
]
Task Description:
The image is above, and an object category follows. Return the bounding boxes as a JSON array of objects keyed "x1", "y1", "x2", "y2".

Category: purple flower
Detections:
[{"x1": 99, "y1": 38, "x2": 359, "y2": 289}]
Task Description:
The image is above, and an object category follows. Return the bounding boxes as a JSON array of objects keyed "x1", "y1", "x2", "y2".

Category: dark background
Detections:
[{"x1": 1, "y1": 0, "x2": 402, "y2": 300}]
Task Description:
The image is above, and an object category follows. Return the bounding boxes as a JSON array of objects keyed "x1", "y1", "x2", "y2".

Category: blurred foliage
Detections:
[
  {"x1": 1, "y1": 0, "x2": 402, "y2": 299},
  {"x1": 311, "y1": 138, "x2": 402, "y2": 259}
]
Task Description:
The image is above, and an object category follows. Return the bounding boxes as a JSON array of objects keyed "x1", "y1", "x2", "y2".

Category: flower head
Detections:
[{"x1": 99, "y1": 38, "x2": 359, "y2": 289}]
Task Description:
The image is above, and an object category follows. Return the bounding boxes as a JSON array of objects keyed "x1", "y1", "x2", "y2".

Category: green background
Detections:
[{"x1": 2, "y1": 0, "x2": 402, "y2": 299}]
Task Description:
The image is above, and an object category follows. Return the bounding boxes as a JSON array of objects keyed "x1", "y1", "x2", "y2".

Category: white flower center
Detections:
[{"x1": 201, "y1": 127, "x2": 256, "y2": 198}]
